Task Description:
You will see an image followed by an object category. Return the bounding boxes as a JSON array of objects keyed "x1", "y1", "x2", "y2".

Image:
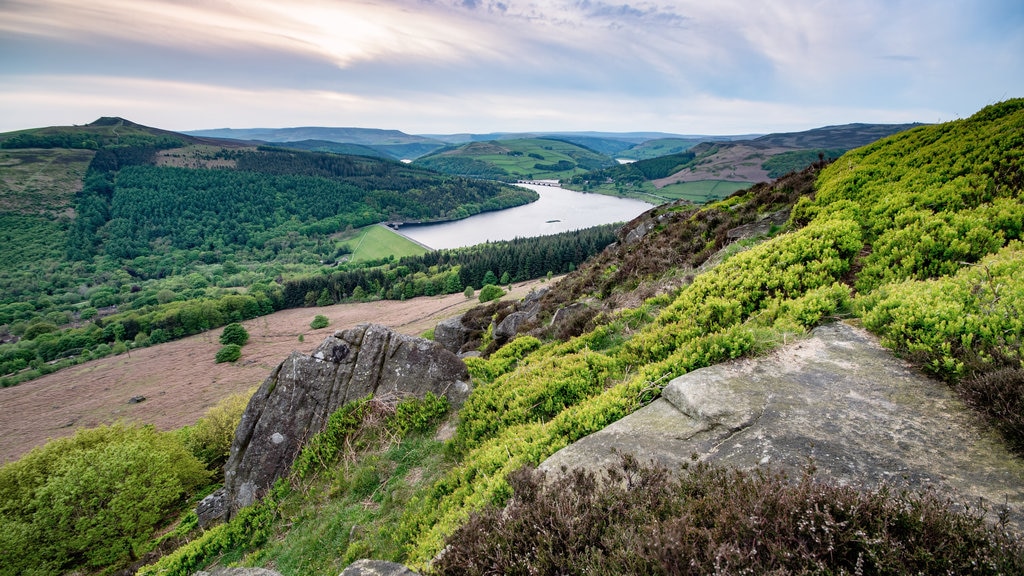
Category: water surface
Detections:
[{"x1": 396, "y1": 183, "x2": 653, "y2": 250}]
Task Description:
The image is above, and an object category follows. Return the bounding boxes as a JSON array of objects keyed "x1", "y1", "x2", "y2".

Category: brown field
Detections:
[
  {"x1": 653, "y1": 144, "x2": 788, "y2": 187},
  {"x1": 0, "y1": 280, "x2": 548, "y2": 464}
]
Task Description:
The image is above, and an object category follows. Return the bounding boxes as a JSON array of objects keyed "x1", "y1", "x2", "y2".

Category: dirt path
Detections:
[{"x1": 0, "y1": 280, "x2": 548, "y2": 464}]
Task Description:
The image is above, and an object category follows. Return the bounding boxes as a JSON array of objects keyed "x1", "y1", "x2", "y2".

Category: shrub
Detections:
[
  {"x1": 310, "y1": 314, "x2": 330, "y2": 329},
  {"x1": 0, "y1": 424, "x2": 210, "y2": 576},
  {"x1": 179, "y1": 391, "x2": 252, "y2": 472},
  {"x1": 215, "y1": 344, "x2": 242, "y2": 363},
  {"x1": 218, "y1": 322, "x2": 249, "y2": 346},
  {"x1": 463, "y1": 285, "x2": 474, "y2": 299},
  {"x1": 433, "y1": 456, "x2": 1024, "y2": 575},
  {"x1": 477, "y1": 284, "x2": 505, "y2": 303}
]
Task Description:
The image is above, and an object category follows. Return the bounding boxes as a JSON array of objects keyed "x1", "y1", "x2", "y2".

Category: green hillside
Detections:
[
  {"x1": 566, "y1": 123, "x2": 919, "y2": 203},
  {"x1": 0, "y1": 120, "x2": 540, "y2": 386},
  {"x1": 115, "y1": 100, "x2": 1024, "y2": 575},
  {"x1": 413, "y1": 137, "x2": 618, "y2": 180},
  {"x1": 3, "y1": 101, "x2": 1024, "y2": 576}
]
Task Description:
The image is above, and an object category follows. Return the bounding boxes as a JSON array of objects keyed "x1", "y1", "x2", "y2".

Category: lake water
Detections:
[{"x1": 395, "y1": 183, "x2": 654, "y2": 250}]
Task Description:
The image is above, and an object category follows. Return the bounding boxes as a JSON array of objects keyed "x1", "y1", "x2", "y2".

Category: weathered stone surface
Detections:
[
  {"x1": 221, "y1": 323, "x2": 471, "y2": 518},
  {"x1": 540, "y1": 322, "x2": 1024, "y2": 529},
  {"x1": 339, "y1": 559, "x2": 421, "y2": 576},
  {"x1": 195, "y1": 487, "x2": 227, "y2": 528},
  {"x1": 725, "y1": 208, "x2": 790, "y2": 240},
  {"x1": 194, "y1": 568, "x2": 282, "y2": 576},
  {"x1": 493, "y1": 287, "x2": 547, "y2": 345},
  {"x1": 433, "y1": 315, "x2": 471, "y2": 355}
]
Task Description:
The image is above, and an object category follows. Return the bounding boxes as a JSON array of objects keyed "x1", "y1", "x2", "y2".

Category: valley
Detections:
[{"x1": 0, "y1": 279, "x2": 550, "y2": 464}]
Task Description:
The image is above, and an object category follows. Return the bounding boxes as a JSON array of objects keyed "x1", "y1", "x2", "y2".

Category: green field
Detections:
[
  {"x1": 415, "y1": 137, "x2": 615, "y2": 180},
  {"x1": 655, "y1": 180, "x2": 753, "y2": 203},
  {"x1": 570, "y1": 179, "x2": 753, "y2": 205},
  {"x1": 0, "y1": 148, "x2": 94, "y2": 215},
  {"x1": 614, "y1": 138, "x2": 704, "y2": 160},
  {"x1": 336, "y1": 224, "x2": 428, "y2": 263}
]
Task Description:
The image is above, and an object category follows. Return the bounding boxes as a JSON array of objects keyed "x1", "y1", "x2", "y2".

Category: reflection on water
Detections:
[{"x1": 396, "y1": 184, "x2": 653, "y2": 250}]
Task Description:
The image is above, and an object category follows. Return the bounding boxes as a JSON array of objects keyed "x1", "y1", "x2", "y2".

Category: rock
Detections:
[
  {"x1": 128, "y1": 395, "x2": 146, "y2": 404},
  {"x1": 493, "y1": 310, "x2": 530, "y2": 344},
  {"x1": 433, "y1": 315, "x2": 471, "y2": 355},
  {"x1": 221, "y1": 323, "x2": 471, "y2": 518},
  {"x1": 195, "y1": 488, "x2": 227, "y2": 528},
  {"x1": 725, "y1": 208, "x2": 790, "y2": 240},
  {"x1": 193, "y1": 569, "x2": 282, "y2": 576},
  {"x1": 540, "y1": 322, "x2": 1024, "y2": 529},
  {"x1": 492, "y1": 287, "x2": 547, "y2": 344},
  {"x1": 339, "y1": 559, "x2": 421, "y2": 576}
]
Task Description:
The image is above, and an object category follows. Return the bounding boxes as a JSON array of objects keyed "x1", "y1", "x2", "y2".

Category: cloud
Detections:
[{"x1": 0, "y1": 0, "x2": 1021, "y2": 133}]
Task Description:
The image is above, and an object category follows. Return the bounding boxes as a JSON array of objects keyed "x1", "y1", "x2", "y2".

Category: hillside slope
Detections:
[{"x1": 134, "y1": 100, "x2": 1024, "y2": 576}]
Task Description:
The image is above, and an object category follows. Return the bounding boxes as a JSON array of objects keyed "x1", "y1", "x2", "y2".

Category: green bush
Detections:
[
  {"x1": 179, "y1": 391, "x2": 252, "y2": 471},
  {"x1": 0, "y1": 424, "x2": 210, "y2": 576},
  {"x1": 477, "y1": 284, "x2": 505, "y2": 303},
  {"x1": 219, "y1": 322, "x2": 249, "y2": 346},
  {"x1": 310, "y1": 314, "x2": 330, "y2": 329},
  {"x1": 215, "y1": 344, "x2": 242, "y2": 363}
]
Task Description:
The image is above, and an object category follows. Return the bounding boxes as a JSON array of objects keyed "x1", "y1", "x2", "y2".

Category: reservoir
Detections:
[{"x1": 395, "y1": 183, "x2": 654, "y2": 250}]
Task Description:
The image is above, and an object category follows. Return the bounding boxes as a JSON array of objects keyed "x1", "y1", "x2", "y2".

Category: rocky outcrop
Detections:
[
  {"x1": 214, "y1": 323, "x2": 471, "y2": 521},
  {"x1": 492, "y1": 287, "x2": 547, "y2": 345},
  {"x1": 339, "y1": 559, "x2": 421, "y2": 576},
  {"x1": 433, "y1": 315, "x2": 473, "y2": 355},
  {"x1": 540, "y1": 322, "x2": 1024, "y2": 529}
]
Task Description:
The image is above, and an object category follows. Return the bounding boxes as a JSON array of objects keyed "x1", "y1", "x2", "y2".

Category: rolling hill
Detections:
[
  {"x1": 0, "y1": 117, "x2": 540, "y2": 387},
  {"x1": 115, "y1": 98, "x2": 1024, "y2": 576},
  {"x1": 412, "y1": 137, "x2": 619, "y2": 181}
]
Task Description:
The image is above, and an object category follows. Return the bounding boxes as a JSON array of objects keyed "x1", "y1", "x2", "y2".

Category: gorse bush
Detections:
[
  {"x1": 433, "y1": 456, "x2": 1024, "y2": 575},
  {"x1": 178, "y1": 390, "x2": 252, "y2": 472},
  {"x1": 0, "y1": 424, "x2": 210, "y2": 576},
  {"x1": 310, "y1": 314, "x2": 330, "y2": 329}
]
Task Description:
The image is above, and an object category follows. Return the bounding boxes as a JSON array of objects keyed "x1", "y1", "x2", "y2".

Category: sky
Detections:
[{"x1": 1, "y1": 0, "x2": 1023, "y2": 136}]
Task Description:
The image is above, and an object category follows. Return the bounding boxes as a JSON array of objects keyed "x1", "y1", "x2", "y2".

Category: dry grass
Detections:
[{"x1": 0, "y1": 280, "x2": 545, "y2": 464}]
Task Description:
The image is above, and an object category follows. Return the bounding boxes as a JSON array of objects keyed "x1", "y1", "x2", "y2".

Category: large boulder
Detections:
[
  {"x1": 433, "y1": 315, "x2": 472, "y2": 355},
  {"x1": 218, "y1": 323, "x2": 471, "y2": 520},
  {"x1": 540, "y1": 322, "x2": 1024, "y2": 529}
]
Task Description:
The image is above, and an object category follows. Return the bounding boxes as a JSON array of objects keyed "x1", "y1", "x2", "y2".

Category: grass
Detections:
[
  {"x1": 0, "y1": 148, "x2": 94, "y2": 215},
  {"x1": 572, "y1": 179, "x2": 753, "y2": 205},
  {"x1": 655, "y1": 180, "x2": 754, "y2": 203},
  {"x1": 335, "y1": 224, "x2": 427, "y2": 263},
  {"x1": 244, "y1": 435, "x2": 448, "y2": 576},
  {"x1": 429, "y1": 138, "x2": 612, "y2": 180}
]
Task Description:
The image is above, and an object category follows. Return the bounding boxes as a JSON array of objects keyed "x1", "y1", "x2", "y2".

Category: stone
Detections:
[
  {"x1": 195, "y1": 487, "x2": 227, "y2": 528},
  {"x1": 339, "y1": 559, "x2": 421, "y2": 576},
  {"x1": 493, "y1": 287, "x2": 547, "y2": 345},
  {"x1": 194, "y1": 569, "x2": 282, "y2": 576},
  {"x1": 433, "y1": 315, "x2": 471, "y2": 355},
  {"x1": 540, "y1": 322, "x2": 1024, "y2": 530},
  {"x1": 220, "y1": 323, "x2": 471, "y2": 518},
  {"x1": 128, "y1": 395, "x2": 146, "y2": 404}
]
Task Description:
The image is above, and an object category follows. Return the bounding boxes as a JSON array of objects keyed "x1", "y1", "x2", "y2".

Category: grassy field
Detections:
[
  {"x1": 656, "y1": 180, "x2": 753, "y2": 203},
  {"x1": 615, "y1": 138, "x2": 704, "y2": 160},
  {"x1": 419, "y1": 138, "x2": 615, "y2": 180},
  {"x1": 0, "y1": 148, "x2": 94, "y2": 215},
  {"x1": 336, "y1": 224, "x2": 428, "y2": 263},
  {"x1": 571, "y1": 179, "x2": 753, "y2": 205}
]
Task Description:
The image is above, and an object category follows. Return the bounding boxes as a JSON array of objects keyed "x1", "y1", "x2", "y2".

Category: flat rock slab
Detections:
[{"x1": 541, "y1": 322, "x2": 1024, "y2": 529}]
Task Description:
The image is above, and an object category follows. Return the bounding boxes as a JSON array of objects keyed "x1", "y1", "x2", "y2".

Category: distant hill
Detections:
[
  {"x1": 412, "y1": 137, "x2": 619, "y2": 180},
  {"x1": 566, "y1": 122, "x2": 923, "y2": 204}
]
